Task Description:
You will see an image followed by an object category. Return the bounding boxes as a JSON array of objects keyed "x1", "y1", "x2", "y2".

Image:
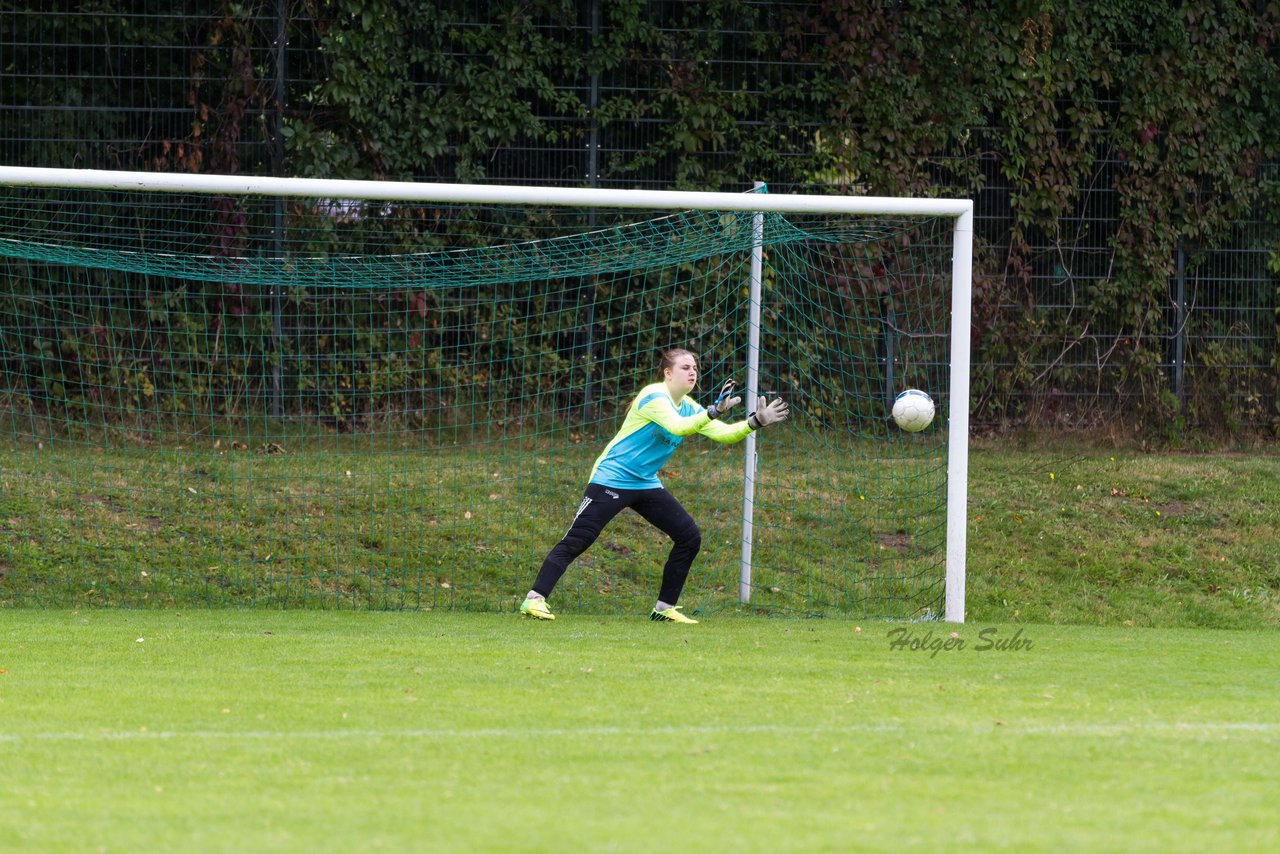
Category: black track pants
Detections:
[{"x1": 531, "y1": 483, "x2": 702, "y2": 604}]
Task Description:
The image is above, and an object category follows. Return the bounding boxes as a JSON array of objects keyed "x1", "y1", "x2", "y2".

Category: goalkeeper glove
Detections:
[
  {"x1": 748, "y1": 396, "x2": 789, "y2": 430},
  {"x1": 706, "y1": 379, "x2": 742, "y2": 419}
]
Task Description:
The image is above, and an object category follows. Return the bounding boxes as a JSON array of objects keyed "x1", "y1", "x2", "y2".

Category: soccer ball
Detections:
[{"x1": 892, "y1": 389, "x2": 935, "y2": 432}]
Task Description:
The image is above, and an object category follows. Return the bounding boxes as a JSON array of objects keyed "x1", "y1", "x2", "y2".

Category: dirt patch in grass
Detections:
[
  {"x1": 1153, "y1": 500, "x2": 1192, "y2": 518},
  {"x1": 603, "y1": 541, "x2": 634, "y2": 558},
  {"x1": 876, "y1": 532, "x2": 911, "y2": 551}
]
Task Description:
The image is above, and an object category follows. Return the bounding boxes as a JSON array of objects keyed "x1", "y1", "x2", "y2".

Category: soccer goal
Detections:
[{"x1": 0, "y1": 166, "x2": 972, "y2": 622}]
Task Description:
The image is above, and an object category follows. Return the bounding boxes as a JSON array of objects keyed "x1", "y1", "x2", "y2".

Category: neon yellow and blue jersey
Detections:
[{"x1": 588, "y1": 382, "x2": 754, "y2": 490}]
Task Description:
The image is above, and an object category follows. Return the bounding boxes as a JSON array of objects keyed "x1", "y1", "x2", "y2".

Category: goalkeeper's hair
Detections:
[{"x1": 658, "y1": 347, "x2": 698, "y2": 378}]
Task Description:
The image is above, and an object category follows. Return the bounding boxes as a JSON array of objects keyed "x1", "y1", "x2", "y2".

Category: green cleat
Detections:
[
  {"x1": 519, "y1": 596, "x2": 555, "y2": 620},
  {"x1": 649, "y1": 606, "x2": 698, "y2": 624}
]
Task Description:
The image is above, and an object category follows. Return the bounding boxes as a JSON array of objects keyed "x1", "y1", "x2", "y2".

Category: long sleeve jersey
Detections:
[{"x1": 588, "y1": 382, "x2": 753, "y2": 490}]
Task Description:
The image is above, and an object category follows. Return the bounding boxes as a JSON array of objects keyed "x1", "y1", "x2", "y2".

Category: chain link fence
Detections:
[{"x1": 2, "y1": 3, "x2": 1277, "y2": 435}]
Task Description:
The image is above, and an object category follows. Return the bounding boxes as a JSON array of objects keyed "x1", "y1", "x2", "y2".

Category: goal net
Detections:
[{"x1": 0, "y1": 168, "x2": 971, "y2": 621}]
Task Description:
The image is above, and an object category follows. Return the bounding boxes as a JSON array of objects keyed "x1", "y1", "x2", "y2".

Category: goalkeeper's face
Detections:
[{"x1": 664, "y1": 357, "x2": 698, "y2": 397}]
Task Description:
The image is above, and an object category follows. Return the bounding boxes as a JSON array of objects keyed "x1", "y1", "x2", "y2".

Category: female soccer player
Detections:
[{"x1": 519, "y1": 348, "x2": 789, "y2": 623}]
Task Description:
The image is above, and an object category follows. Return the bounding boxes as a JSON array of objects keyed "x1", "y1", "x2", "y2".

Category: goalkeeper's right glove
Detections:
[
  {"x1": 706, "y1": 379, "x2": 741, "y2": 420},
  {"x1": 748, "y1": 396, "x2": 789, "y2": 430}
]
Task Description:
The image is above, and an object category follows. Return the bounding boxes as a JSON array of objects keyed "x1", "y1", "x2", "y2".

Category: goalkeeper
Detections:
[{"x1": 519, "y1": 348, "x2": 789, "y2": 623}]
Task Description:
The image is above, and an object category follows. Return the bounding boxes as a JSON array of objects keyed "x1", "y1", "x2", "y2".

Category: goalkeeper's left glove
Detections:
[
  {"x1": 706, "y1": 379, "x2": 742, "y2": 419},
  {"x1": 748, "y1": 396, "x2": 789, "y2": 430}
]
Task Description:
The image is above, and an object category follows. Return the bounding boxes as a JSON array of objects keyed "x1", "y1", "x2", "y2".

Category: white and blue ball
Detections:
[{"x1": 892, "y1": 389, "x2": 935, "y2": 432}]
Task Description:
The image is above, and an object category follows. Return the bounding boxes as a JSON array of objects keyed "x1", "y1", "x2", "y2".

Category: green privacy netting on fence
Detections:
[{"x1": 0, "y1": 181, "x2": 958, "y2": 618}]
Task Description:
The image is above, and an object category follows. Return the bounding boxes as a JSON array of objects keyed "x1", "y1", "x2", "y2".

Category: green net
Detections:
[{"x1": 0, "y1": 182, "x2": 958, "y2": 619}]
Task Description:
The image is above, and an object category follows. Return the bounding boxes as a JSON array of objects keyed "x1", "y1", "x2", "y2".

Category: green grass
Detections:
[
  {"x1": 1, "y1": 610, "x2": 1277, "y2": 852},
  {"x1": 2, "y1": 430, "x2": 1278, "y2": 627},
  {"x1": 967, "y1": 442, "x2": 1280, "y2": 628}
]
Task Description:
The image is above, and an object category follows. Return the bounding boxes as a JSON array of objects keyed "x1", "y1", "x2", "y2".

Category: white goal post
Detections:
[{"x1": 0, "y1": 165, "x2": 973, "y2": 623}]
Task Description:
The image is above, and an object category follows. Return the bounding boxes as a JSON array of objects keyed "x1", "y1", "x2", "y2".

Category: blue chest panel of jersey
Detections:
[{"x1": 589, "y1": 389, "x2": 696, "y2": 489}]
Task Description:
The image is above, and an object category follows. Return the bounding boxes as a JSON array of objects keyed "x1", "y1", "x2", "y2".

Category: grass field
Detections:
[
  {"x1": 3, "y1": 431, "x2": 1278, "y2": 850},
  {"x1": 3, "y1": 431, "x2": 1279, "y2": 628},
  {"x1": 2, "y1": 610, "x2": 1278, "y2": 852}
]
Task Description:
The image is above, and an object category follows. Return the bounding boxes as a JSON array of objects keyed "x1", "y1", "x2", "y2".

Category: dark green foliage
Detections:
[{"x1": 2, "y1": 1, "x2": 1279, "y2": 435}]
